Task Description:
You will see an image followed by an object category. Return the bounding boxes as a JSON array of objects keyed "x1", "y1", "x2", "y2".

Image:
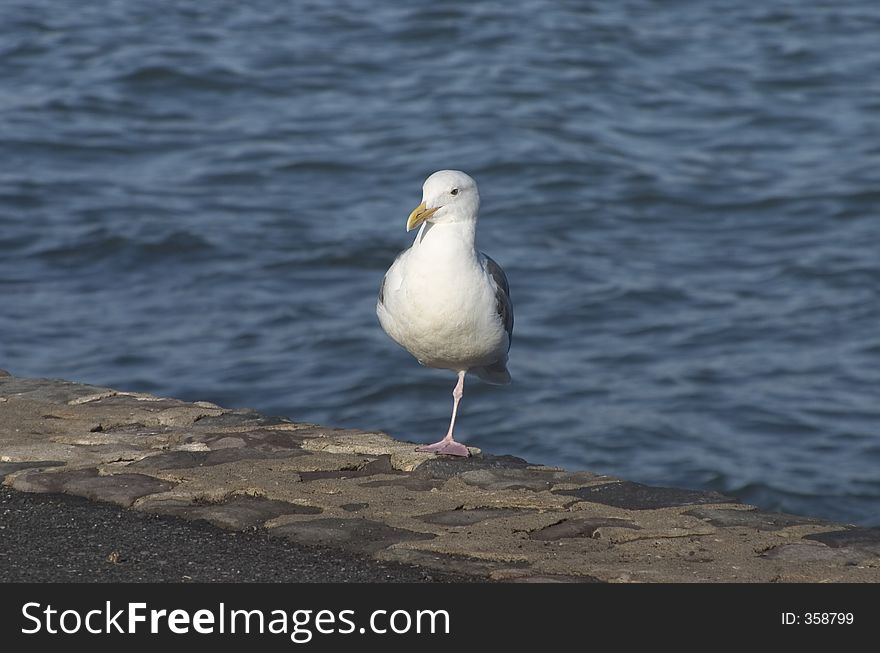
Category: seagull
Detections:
[{"x1": 376, "y1": 170, "x2": 514, "y2": 457}]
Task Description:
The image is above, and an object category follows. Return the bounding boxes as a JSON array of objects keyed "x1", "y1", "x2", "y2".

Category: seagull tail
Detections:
[{"x1": 472, "y1": 362, "x2": 511, "y2": 385}]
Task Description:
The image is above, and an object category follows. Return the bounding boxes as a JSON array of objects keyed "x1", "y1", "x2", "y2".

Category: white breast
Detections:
[{"x1": 377, "y1": 224, "x2": 508, "y2": 372}]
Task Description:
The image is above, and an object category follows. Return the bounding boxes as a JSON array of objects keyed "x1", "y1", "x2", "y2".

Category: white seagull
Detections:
[{"x1": 377, "y1": 170, "x2": 514, "y2": 457}]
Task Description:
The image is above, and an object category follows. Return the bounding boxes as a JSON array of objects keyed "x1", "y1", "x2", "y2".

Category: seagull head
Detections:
[{"x1": 406, "y1": 170, "x2": 480, "y2": 232}]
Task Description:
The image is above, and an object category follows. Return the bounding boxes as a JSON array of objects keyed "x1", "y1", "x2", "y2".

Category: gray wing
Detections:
[
  {"x1": 377, "y1": 272, "x2": 386, "y2": 307},
  {"x1": 482, "y1": 253, "x2": 514, "y2": 350},
  {"x1": 377, "y1": 250, "x2": 405, "y2": 308}
]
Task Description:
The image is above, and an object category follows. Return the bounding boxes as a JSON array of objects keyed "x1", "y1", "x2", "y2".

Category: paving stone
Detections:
[
  {"x1": 685, "y1": 507, "x2": 823, "y2": 531},
  {"x1": 0, "y1": 377, "x2": 116, "y2": 405},
  {"x1": 417, "y1": 508, "x2": 531, "y2": 526},
  {"x1": 555, "y1": 481, "x2": 736, "y2": 510},
  {"x1": 0, "y1": 460, "x2": 66, "y2": 479},
  {"x1": 804, "y1": 528, "x2": 880, "y2": 556},
  {"x1": 190, "y1": 410, "x2": 296, "y2": 430},
  {"x1": 11, "y1": 467, "x2": 174, "y2": 507},
  {"x1": 298, "y1": 455, "x2": 400, "y2": 481},
  {"x1": 200, "y1": 428, "x2": 311, "y2": 450},
  {"x1": 300, "y1": 431, "x2": 440, "y2": 471},
  {"x1": 269, "y1": 518, "x2": 436, "y2": 554},
  {"x1": 529, "y1": 517, "x2": 640, "y2": 540},
  {"x1": 760, "y1": 542, "x2": 859, "y2": 563},
  {"x1": 459, "y1": 468, "x2": 555, "y2": 491},
  {"x1": 75, "y1": 394, "x2": 190, "y2": 411},
  {"x1": 360, "y1": 476, "x2": 445, "y2": 491},
  {"x1": 136, "y1": 495, "x2": 322, "y2": 530},
  {"x1": 129, "y1": 447, "x2": 308, "y2": 470},
  {"x1": 418, "y1": 454, "x2": 530, "y2": 480}
]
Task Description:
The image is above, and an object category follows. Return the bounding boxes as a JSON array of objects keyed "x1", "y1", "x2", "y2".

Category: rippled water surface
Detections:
[{"x1": 2, "y1": 1, "x2": 879, "y2": 525}]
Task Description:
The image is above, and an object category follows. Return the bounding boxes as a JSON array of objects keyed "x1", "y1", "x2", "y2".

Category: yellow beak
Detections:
[{"x1": 406, "y1": 201, "x2": 439, "y2": 232}]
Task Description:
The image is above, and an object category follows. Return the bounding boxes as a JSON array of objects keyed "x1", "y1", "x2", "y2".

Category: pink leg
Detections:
[{"x1": 416, "y1": 370, "x2": 470, "y2": 457}]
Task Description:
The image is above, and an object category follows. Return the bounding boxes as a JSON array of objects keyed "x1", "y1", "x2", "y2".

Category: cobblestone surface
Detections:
[{"x1": 2, "y1": 372, "x2": 878, "y2": 582}]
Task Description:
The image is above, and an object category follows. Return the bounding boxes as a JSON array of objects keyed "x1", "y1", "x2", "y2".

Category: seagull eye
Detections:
[{"x1": 450, "y1": 188, "x2": 459, "y2": 196}]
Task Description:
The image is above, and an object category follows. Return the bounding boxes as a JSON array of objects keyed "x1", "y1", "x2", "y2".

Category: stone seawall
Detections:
[{"x1": 1, "y1": 371, "x2": 878, "y2": 582}]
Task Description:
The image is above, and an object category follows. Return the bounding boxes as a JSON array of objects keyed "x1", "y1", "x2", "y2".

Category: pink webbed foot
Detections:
[{"x1": 415, "y1": 439, "x2": 470, "y2": 457}]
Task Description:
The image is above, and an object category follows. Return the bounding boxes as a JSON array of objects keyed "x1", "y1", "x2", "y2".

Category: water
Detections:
[{"x1": 2, "y1": 1, "x2": 878, "y2": 526}]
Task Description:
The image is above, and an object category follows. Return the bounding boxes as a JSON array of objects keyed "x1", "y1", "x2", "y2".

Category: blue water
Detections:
[{"x1": 2, "y1": 1, "x2": 879, "y2": 526}]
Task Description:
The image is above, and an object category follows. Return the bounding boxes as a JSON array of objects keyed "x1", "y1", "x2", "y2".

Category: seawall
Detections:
[{"x1": 1, "y1": 371, "x2": 877, "y2": 582}]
